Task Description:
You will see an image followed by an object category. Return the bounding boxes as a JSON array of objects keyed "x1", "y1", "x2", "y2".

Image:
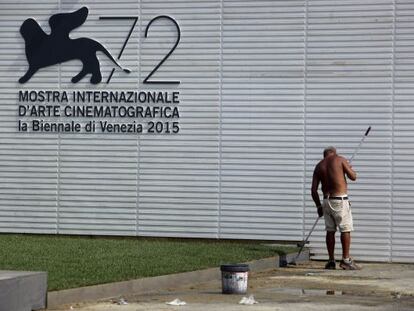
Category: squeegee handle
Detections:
[
  {"x1": 349, "y1": 126, "x2": 371, "y2": 163},
  {"x1": 303, "y1": 216, "x2": 320, "y2": 245},
  {"x1": 294, "y1": 216, "x2": 321, "y2": 261}
]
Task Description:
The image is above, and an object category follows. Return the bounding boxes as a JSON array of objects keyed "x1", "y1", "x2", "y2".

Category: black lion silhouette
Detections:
[{"x1": 19, "y1": 6, "x2": 130, "y2": 84}]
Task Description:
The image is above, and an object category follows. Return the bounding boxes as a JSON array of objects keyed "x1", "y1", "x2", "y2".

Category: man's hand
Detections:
[{"x1": 317, "y1": 206, "x2": 323, "y2": 217}]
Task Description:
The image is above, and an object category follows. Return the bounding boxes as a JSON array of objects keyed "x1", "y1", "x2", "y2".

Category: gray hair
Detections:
[{"x1": 323, "y1": 146, "x2": 336, "y2": 157}]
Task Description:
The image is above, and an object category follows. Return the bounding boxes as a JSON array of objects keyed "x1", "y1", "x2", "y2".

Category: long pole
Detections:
[
  {"x1": 289, "y1": 126, "x2": 372, "y2": 265},
  {"x1": 349, "y1": 126, "x2": 371, "y2": 163},
  {"x1": 292, "y1": 216, "x2": 320, "y2": 263}
]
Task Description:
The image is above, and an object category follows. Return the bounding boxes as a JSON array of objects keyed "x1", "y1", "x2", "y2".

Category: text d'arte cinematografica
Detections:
[{"x1": 17, "y1": 90, "x2": 180, "y2": 134}]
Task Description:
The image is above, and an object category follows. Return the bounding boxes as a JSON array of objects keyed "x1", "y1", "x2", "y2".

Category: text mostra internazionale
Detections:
[
  {"x1": 19, "y1": 90, "x2": 180, "y2": 104},
  {"x1": 18, "y1": 90, "x2": 180, "y2": 118}
]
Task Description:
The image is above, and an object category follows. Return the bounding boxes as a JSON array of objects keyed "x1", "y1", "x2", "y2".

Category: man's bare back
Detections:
[
  {"x1": 311, "y1": 148, "x2": 357, "y2": 208},
  {"x1": 315, "y1": 154, "x2": 356, "y2": 196}
]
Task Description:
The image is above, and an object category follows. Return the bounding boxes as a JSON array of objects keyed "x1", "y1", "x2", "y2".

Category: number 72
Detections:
[{"x1": 99, "y1": 15, "x2": 180, "y2": 84}]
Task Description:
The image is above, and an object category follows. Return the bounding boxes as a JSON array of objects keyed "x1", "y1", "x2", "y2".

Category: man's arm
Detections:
[
  {"x1": 342, "y1": 157, "x2": 357, "y2": 181},
  {"x1": 311, "y1": 167, "x2": 323, "y2": 217}
]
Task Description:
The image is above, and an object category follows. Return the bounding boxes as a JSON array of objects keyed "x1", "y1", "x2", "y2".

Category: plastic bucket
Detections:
[{"x1": 220, "y1": 264, "x2": 249, "y2": 294}]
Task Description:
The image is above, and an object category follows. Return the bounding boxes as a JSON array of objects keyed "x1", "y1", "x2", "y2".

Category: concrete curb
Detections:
[
  {"x1": 0, "y1": 271, "x2": 47, "y2": 311},
  {"x1": 47, "y1": 249, "x2": 310, "y2": 309}
]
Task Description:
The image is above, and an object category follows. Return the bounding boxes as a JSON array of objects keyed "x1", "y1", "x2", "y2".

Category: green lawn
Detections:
[{"x1": 0, "y1": 234, "x2": 295, "y2": 291}]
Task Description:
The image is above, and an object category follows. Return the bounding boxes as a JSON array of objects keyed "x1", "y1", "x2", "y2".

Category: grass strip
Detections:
[{"x1": 0, "y1": 234, "x2": 296, "y2": 291}]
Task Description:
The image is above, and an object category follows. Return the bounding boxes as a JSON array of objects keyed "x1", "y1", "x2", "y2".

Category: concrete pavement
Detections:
[{"x1": 48, "y1": 261, "x2": 414, "y2": 311}]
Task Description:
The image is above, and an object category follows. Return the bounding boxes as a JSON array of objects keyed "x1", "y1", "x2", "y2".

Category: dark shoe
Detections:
[
  {"x1": 325, "y1": 260, "x2": 336, "y2": 270},
  {"x1": 340, "y1": 258, "x2": 361, "y2": 270}
]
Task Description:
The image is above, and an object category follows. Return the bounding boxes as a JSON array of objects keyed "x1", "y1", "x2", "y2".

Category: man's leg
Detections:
[
  {"x1": 326, "y1": 231, "x2": 336, "y2": 261},
  {"x1": 340, "y1": 231, "x2": 351, "y2": 259},
  {"x1": 339, "y1": 231, "x2": 360, "y2": 270}
]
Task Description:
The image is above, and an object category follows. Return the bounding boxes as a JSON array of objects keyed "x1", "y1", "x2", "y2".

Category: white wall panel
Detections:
[
  {"x1": 1, "y1": 0, "x2": 414, "y2": 262},
  {"x1": 305, "y1": 0, "x2": 393, "y2": 262},
  {"x1": 0, "y1": 1, "x2": 59, "y2": 234},
  {"x1": 137, "y1": 0, "x2": 221, "y2": 238},
  {"x1": 57, "y1": 0, "x2": 140, "y2": 236},
  {"x1": 393, "y1": 0, "x2": 414, "y2": 262},
  {"x1": 220, "y1": 0, "x2": 305, "y2": 240},
  {"x1": 58, "y1": 137, "x2": 139, "y2": 236}
]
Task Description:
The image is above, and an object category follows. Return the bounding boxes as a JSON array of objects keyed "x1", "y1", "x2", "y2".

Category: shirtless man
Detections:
[{"x1": 311, "y1": 146, "x2": 360, "y2": 270}]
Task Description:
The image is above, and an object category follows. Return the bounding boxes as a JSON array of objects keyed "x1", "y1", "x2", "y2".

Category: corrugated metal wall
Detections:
[
  {"x1": 304, "y1": 0, "x2": 394, "y2": 262},
  {"x1": 0, "y1": 0, "x2": 414, "y2": 262},
  {"x1": 220, "y1": 0, "x2": 305, "y2": 240},
  {"x1": 393, "y1": 0, "x2": 414, "y2": 263},
  {"x1": 58, "y1": 1, "x2": 140, "y2": 236}
]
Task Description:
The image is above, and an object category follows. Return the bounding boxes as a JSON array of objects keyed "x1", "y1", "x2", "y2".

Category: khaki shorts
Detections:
[{"x1": 322, "y1": 196, "x2": 353, "y2": 233}]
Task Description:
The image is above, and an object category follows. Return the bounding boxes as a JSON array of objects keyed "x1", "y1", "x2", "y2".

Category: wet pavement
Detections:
[{"x1": 49, "y1": 261, "x2": 414, "y2": 311}]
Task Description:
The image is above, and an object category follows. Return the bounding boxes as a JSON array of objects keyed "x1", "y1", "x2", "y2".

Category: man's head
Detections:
[{"x1": 323, "y1": 146, "x2": 337, "y2": 158}]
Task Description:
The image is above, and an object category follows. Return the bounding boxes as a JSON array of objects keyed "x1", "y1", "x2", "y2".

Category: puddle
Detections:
[{"x1": 266, "y1": 288, "x2": 344, "y2": 296}]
